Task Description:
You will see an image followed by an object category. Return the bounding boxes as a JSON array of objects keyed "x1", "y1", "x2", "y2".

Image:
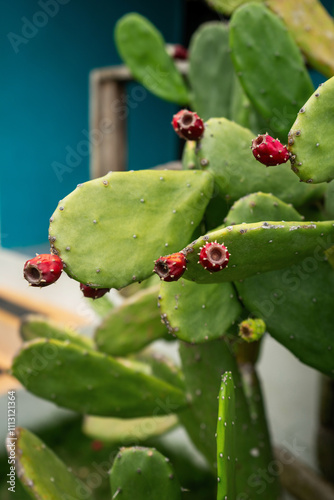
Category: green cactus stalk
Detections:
[
  {"x1": 216, "y1": 372, "x2": 236, "y2": 500},
  {"x1": 229, "y1": 2, "x2": 314, "y2": 139}
]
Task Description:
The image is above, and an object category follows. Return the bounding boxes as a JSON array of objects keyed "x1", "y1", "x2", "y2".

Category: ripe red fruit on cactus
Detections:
[
  {"x1": 198, "y1": 241, "x2": 229, "y2": 272},
  {"x1": 154, "y1": 252, "x2": 187, "y2": 282},
  {"x1": 80, "y1": 283, "x2": 110, "y2": 299},
  {"x1": 251, "y1": 134, "x2": 290, "y2": 166},
  {"x1": 172, "y1": 109, "x2": 204, "y2": 141},
  {"x1": 172, "y1": 44, "x2": 188, "y2": 60},
  {"x1": 23, "y1": 254, "x2": 63, "y2": 287}
]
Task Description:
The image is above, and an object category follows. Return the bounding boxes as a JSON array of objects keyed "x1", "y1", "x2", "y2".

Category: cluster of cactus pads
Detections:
[{"x1": 11, "y1": 2, "x2": 334, "y2": 499}]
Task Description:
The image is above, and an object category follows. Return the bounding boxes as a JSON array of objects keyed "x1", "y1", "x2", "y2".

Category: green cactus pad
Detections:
[
  {"x1": 158, "y1": 279, "x2": 242, "y2": 343},
  {"x1": 229, "y1": 3, "x2": 314, "y2": 138},
  {"x1": 181, "y1": 220, "x2": 334, "y2": 284},
  {"x1": 110, "y1": 446, "x2": 182, "y2": 500},
  {"x1": 95, "y1": 286, "x2": 168, "y2": 356},
  {"x1": 267, "y1": 0, "x2": 334, "y2": 78},
  {"x1": 83, "y1": 414, "x2": 178, "y2": 444},
  {"x1": 115, "y1": 13, "x2": 189, "y2": 104},
  {"x1": 216, "y1": 372, "x2": 236, "y2": 500},
  {"x1": 12, "y1": 427, "x2": 84, "y2": 500},
  {"x1": 224, "y1": 192, "x2": 303, "y2": 226},
  {"x1": 179, "y1": 340, "x2": 279, "y2": 497},
  {"x1": 189, "y1": 22, "x2": 235, "y2": 121},
  {"x1": 288, "y1": 77, "x2": 334, "y2": 183},
  {"x1": 12, "y1": 339, "x2": 188, "y2": 417},
  {"x1": 205, "y1": 0, "x2": 264, "y2": 16},
  {"x1": 193, "y1": 118, "x2": 323, "y2": 208},
  {"x1": 236, "y1": 260, "x2": 334, "y2": 376},
  {"x1": 20, "y1": 314, "x2": 94, "y2": 350},
  {"x1": 49, "y1": 169, "x2": 213, "y2": 289}
]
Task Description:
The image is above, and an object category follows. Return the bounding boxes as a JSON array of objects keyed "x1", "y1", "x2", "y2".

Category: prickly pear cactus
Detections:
[
  {"x1": 11, "y1": 6, "x2": 334, "y2": 500},
  {"x1": 267, "y1": 0, "x2": 334, "y2": 78},
  {"x1": 83, "y1": 414, "x2": 178, "y2": 444},
  {"x1": 289, "y1": 77, "x2": 334, "y2": 183},
  {"x1": 237, "y1": 261, "x2": 334, "y2": 376},
  {"x1": 180, "y1": 219, "x2": 334, "y2": 284},
  {"x1": 205, "y1": 0, "x2": 264, "y2": 16},
  {"x1": 95, "y1": 285, "x2": 169, "y2": 356},
  {"x1": 223, "y1": 192, "x2": 303, "y2": 226},
  {"x1": 216, "y1": 372, "x2": 236, "y2": 500},
  {"x1": 159, "y1": 279, "x2": 242, "y2": 343},
  {"x1": 185, "y1": 118, "x2": 323, "y2": 208},
  {"x1": 188, "y1": 22, "x2": 235, "y2": 121},
  {"x1": 10, "y1": 427, "x2": 85, "y2": 500},
  {"x1": 178, "y1": 339, "x2": 280, "y2": 499},
  {"x1": 11, "y1": 338, "x2": 188, "y2": 417},
  {"x1": 229, "y1": 3, "x2": 314, "y2": 139},
  {"x1": 224, "y1": 192, "x2": 334, "y2": 376},
  {"x1": 20, "y1": 314, "x2": 93, "y2": 349},
  {"x1": 115, "y1": 13, "x2": 189, "y2": 104},
  {"x1": 49, "y1": 170, "x2": 213, "y2": 289}
]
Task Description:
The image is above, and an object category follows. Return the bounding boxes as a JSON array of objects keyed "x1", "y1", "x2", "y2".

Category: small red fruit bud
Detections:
[
  {"x1": 172, "y1": 109, "x2": 204, "y2": 141},
  {"x1": 173, "y1": 44, "x2": 188, "y2": 60},
  {"x1": 23, "y1": 254, "x2": 63, "y2": 287},
  {"x1": 251, "y1": 133, "x2": 290, "y2": 166},
  {"x1": 80, "y1": 284, "x2": 110, "y2": 299},
  {"x1": 198, "y1": 241, "x2": 229, "y2": 272},
  {"x1": 154, "y1": 252, "x2": 187, "y2": 282}
]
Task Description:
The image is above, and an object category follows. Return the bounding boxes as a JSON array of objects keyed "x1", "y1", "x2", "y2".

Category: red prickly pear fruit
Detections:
[
  {"x1": 251, "y1": 134, "x2": 290, "y2": 166},
  {"x1": 173, "y1": 44, "x2": 188, "y2": 60},
  {"x1": 172, "y1": 109, "x2": 204, "y2": 141},
  {"x1": 198, "y1": 241, "x2": 229, "y2": 272},
  {"x1": 23, "y1": 254, "x2": 63, "y2": 287},
  {"x1": 154, "y1": 252, "x2": 187, "y2": 282},
  {"x1": 80, "y1": 284, "x2": 110, "y2": 300}
]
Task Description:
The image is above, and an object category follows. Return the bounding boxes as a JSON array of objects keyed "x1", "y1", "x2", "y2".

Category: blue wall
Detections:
[{"x1": 0, "y1": 0, "x2": 183, "y2": 248}]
